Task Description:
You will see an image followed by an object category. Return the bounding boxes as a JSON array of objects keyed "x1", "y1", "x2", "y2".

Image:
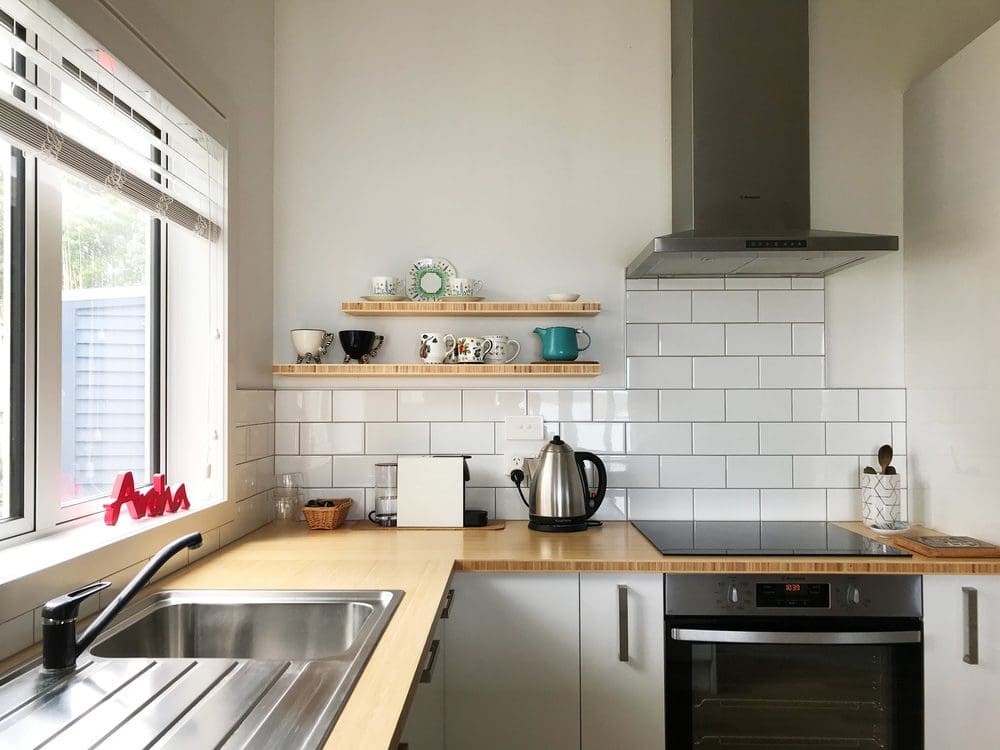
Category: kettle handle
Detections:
[{"x1": 575, "y1": 451, "x2": 607, "y2": 519}]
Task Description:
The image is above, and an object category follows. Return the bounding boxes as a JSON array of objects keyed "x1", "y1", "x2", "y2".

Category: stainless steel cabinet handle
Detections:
[
  {"x1": 670, "y1": 628, "x2": 921, "y2": 645},
  {"x1": 419, "y1": 639, "x2": 441, "y2": 684},
  {"x1": 441, "y1": 588, "x2": 455, "y2": 619},
  {"x1": 618, "y1": 584, "x2": 629, "y2": 662},
  {"x1": 963, "y1": 586, "x2": 979, "y2": 665}
]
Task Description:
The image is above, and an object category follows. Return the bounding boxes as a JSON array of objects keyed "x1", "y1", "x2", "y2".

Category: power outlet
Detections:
[
  {"x1": 507, "y1": 453, "x2": 526, "y2": 474},
  {"x1": 504, "y1": 415, "x2": 544, "y2": 441}
]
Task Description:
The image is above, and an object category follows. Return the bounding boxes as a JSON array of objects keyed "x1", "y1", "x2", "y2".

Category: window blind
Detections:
[{"x1": 0, "y1": 0, "x2": 224, "y2": 240}]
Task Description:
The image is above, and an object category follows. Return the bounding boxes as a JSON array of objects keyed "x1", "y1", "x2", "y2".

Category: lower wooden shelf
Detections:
[{"x1": 272, "y1": 362, "x2": 601, "y2": 377}]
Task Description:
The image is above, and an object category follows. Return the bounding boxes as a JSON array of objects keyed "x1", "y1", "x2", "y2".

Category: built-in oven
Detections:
[{"x1": 665, "y1": 574, "x2": 923, "y2": 749}]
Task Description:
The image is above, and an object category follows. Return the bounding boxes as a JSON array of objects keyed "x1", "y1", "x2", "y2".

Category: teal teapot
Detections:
[{"x1": 533, "y1": 326, "x2": 592, "y2": 361}]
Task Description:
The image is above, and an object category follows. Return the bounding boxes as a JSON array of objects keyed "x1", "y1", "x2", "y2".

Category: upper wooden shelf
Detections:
[{"x1": 341, "y1": 300, "x2": 601, "y2": 317}]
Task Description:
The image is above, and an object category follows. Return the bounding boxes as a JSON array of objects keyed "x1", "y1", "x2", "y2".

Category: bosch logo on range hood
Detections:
[{"x1": 627, "y1": 0, "x2": 898, "y2": 278}]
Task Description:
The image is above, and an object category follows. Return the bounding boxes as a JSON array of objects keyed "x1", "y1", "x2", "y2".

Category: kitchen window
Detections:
[{"x1": 0, "y1": 0, "x2": 225, "y2": 546}]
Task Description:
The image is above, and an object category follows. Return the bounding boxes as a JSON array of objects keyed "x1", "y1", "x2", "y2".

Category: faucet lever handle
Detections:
[{"x1": 41, "y1": 581, "x2": 111, "y2": 622}]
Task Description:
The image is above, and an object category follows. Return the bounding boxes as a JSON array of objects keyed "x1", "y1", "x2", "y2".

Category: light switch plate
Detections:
[{"x1": 504, "y1": 415, "x2": 544, "y2": 441}]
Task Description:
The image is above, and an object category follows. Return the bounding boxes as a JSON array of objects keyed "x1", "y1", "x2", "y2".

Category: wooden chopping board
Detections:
[{"x1": 892, "y1": 534, "x2": 1000, "y2": 558}]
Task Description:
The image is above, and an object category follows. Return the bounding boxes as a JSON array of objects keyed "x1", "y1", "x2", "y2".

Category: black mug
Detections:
[{"x1": 339, "y1": 330, "x2": 384, "y2": 364}]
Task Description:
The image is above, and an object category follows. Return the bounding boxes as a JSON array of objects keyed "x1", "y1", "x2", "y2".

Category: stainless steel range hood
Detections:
[{"x1": 628, "y1": 0, "x2": 898, "y2": 278}]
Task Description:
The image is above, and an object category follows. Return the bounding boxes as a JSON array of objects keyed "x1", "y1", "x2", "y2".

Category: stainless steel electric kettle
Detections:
[{"x1": 513, "y1": 436, "x2": 607, "y2": 532}]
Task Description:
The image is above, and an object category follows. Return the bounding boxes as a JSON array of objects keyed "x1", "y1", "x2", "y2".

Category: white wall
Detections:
[
  {"x1": 904, "y1": 19, "x2": 1000, "y2": 541},
  {"x1": 273, "y1": 0, "x2": 670, "y2": 386}
]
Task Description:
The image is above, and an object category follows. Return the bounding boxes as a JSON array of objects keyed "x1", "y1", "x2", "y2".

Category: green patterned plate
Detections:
[{"x1": 406, "y1": 257, "x2": 458, "y2": 301}]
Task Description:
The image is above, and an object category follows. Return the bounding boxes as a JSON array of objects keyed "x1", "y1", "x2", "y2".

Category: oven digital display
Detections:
[{"x1": 756, "y1": 582, "x2": 830, "y2": 608}]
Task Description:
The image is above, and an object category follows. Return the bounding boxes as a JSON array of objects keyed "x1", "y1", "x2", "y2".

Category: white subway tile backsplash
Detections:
[
  {"x1": 332, "y1": 455, "x2": 392, "y2": 487},
  {"x1": 725, "y1": 324, "x2": 791, "y2": 355},
  {"x1": 591, "y1": 489, "x2": 628, "y2": 522},
  {"x1": 464, "y1": 487, "x2": 496, "y2": 518},
  {"x1": 858, "y1": 389, "x2": 906, "y2": 421},
  {"x1": 467, "y1": 454, "x2": 508, "y2": 487},
  {"x1": 657, "y1": 392, "x2": 725, "y2": 425},
  {"x1": 431, "y1": 422, "x2": 494, "y2": 454},
  {"x1": 825, "y1": 423, "x2": 891, "y2": 455},
  {"x1": 694, "y1": 489, "x2": 760, "y2": 521},
  {"x1": 496, "y1": 488, "x2": 529, "y2": 520},
  {"x1": 601, "y1": 455, "x2": 660, "y2": 487},
  {"x1": 826, "y1": 489, "x2": 861, "y2": 520},
  {"x1": 659, "y1": 278, "x2": 725, "y2": 290},
  {"x1": 274, "y1": 423, "x2": 299, "y2": 455},
  {"x1": 627, "y1": 489, "x2": 694, "y2": 520},
  {"x1": 593, "y1": 390, "x2": 658, "y2": 421},
  {"x1": 760, "y1": 357, "x2": 824, "y2": 388},
  {"x1": 758, "y1": 290, "x2": 824, "y2": 322},
  {"x1": 275, "y1": 390, "x2": 331, "y2": 422},
  {"x1": 692, "y1": 423, "x2": 758, "y2": 455},
  {"x1": 561, "y1": 422, "x2": 625, "y2": 453},
  {"x1": 759, "y1": 423, "x2": 825, "y2": 455},
  {"x1": 627, "y1": 357, "x2": 692, "y2": 389},
  {"x1": 658, "y1": 324, "x2": 725, "y2": 355},
  {"x1": 793, "y1": 456, "x2": 858, "y2": 488},
  {"x1": 725, "y1": 390, "x2": 790, "y2": 421},
  {"x1": 527, "y1": 390, "x2": 592, "y2": 421},
  {"x1": 792, "y1": 323, "x2": 825, "y2": 355},
  {"x1": 626, "y1": 422, "x2": 692, "y2": 455},
  {"x1": 725, "y1": 278, "x2": 791, "y2": 290},
  {"x1": 463, "y1": 390, "x2": 526, "y2": 420},
  {"x1": 233, "y1": 389, "x2": 274, "y2": 426},
  {"x1": 760, "y1": 489, "x2": 827, "y2": 521},
  {"x1": 693, "y1": 357, "x2": 759, "y2": 388},
  {"x1": 660, "y1": 456, "x2": 726, "y2": 488},
  {"x1": 727, "y1": 456, "x2": 792, "y2": 488},
  {"x1": 232, "y1": 426, "x2": 249, "y2": 464},
  {"x1": 626, "y1": 324, "x2": 659, "y2": 355},
  {"x1": 274, "y1": 455, "x2": 332, "y2": 487},
  {"x1": 301, "y1": 423, "x2": 365, "y2": 454},
  {"x1": 365, "y1": 422, "x2": 429, "y2": 454},
  {"x1": 331, "y1": 390, "x2": 396, "y2": 422},
  {"x1": 626, "y1": 291, "x2": 691, "y2": 323},
  {"x1": 792, "y1": 389, "x2": 858, "y2": 421},
  {"x1": 892, "y1": 422, "x2": 906, "y2": 454},
  {"x1": 692, "y1": 291, "x2": 757, "y2": 322},
  {"x1": 398, "y1": 389, "x2": 462, "y2": 421}
]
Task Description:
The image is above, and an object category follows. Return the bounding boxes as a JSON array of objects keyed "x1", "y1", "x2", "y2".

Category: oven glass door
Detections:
[{"x1": 665, "y1": 616, "x2": 923, "y2": 749}]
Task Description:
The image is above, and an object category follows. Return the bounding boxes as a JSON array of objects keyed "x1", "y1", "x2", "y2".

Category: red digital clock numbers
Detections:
[{"x1": 785, "y1": 583, "x2": 802, "y2": 592}]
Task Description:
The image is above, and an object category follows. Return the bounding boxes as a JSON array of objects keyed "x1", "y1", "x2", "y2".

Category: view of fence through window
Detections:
[{"x1": 60, "y1": 174, "x2": 151, "y2": 504}]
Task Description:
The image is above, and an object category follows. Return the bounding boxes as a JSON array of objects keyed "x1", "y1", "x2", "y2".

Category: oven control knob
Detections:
[
  {"x1": 846, "y1": 584, "x2": 861, "y2": 606},
  {"x1": 728, "y1": 584, "x2": 740, "y2": 605}
]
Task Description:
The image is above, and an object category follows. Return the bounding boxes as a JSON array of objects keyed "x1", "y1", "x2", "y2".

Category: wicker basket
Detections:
[{"x1": 301, "y1": 498, "x2": 352, "y2": 530}]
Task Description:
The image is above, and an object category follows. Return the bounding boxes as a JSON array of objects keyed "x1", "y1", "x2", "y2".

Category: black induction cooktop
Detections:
[{"x1": 631, "y1": 521, "x2": 911, "y2": 557}]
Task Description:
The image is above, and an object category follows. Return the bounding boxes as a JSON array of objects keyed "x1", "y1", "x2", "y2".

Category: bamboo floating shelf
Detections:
[
  {"x1": 272, "y1": 362, "x2": 602, "y2": 377},
  {"x1": 341, "y1": 300, "x2": 601, "y2": 317}
]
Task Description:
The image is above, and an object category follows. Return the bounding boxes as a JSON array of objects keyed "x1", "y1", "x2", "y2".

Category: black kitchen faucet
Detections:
[{"x1": 40, "y1": 532, "x2": 202, "y2": 671}]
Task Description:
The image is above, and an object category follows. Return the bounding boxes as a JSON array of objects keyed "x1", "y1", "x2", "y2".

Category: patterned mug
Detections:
[
  {"x1": 371, "y1": 276, "x2": 403, "y2": 296},
  {"x1": 446, "y1": 278, "x2": 485, "y2": 297},
  {"x1": 483, "y1": 335, "x2": 521, "y2": 364},
  {"x1": 455, "y1": 336, "x2": 494, "y2": 363},
  {"x1": 419, "y1": 332, "x2": 457, "y2": 364}
]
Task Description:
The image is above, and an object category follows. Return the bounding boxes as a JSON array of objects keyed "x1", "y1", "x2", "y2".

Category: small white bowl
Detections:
[{"x1": 547, "y1": 293, "x2": 580, "y2": 302}]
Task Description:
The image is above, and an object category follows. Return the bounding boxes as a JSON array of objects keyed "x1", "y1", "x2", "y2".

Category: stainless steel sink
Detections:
[
  {"x1": 91, "y1": 590, "x2": 379, "y2": 660},
  {"x1": 0, "y1": 589, "x2": 403, "y2": 749}
]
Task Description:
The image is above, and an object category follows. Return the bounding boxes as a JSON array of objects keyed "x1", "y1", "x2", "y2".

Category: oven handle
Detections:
[{"x1": 670, "y1": 628, "x2": 921, "y2": 645}]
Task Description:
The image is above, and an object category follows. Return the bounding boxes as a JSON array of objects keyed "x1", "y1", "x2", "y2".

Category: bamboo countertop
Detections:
[{"x1": 3, "y1": 520, "x2": 998, "y2": 750}]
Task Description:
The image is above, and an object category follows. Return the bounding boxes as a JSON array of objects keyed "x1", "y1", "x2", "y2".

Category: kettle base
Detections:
[{"x1": 528, "y1": 517, "x2": 589, "y2": 533}]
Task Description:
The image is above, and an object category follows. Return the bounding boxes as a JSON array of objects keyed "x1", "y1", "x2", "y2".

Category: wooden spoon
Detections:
[{"x1": 878, "y1": 444, "x2": 893, "y2": 475}]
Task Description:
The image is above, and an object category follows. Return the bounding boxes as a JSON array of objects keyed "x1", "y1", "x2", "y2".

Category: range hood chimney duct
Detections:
[{"x1": 627, "y1": 0, "x2": 898, "y2": 278}]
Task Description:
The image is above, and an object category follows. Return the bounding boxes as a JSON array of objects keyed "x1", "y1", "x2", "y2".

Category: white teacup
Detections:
[
  {"x1": 483, "y1": 335, "x2": 521, "y2": 364},
  {"x1": 446, "y1": 278, "x2": 485, "y2": 297},
  {"x1": 371, "y1": 276, "x2": 403, "y2": 296},
  {"x1": 455, "y1": 336, "x2": 493, "y2": 363},
  {"x1": 291, "y1": 329, "x2": 335, "y2": 364},
  {"x1": 419, "y1": 332, "x2": 457, "y2": 364}
]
